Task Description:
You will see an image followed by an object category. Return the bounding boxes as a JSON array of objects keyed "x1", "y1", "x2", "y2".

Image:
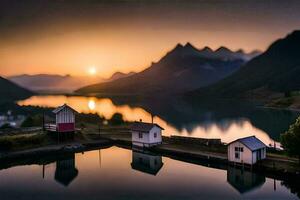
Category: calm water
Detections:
[
  {"x1": 0, "y1": 147, "x2": 298, "y2": 200},
  {"x1": 18, "y1": 95, "x2": 299, "y2": 146}
]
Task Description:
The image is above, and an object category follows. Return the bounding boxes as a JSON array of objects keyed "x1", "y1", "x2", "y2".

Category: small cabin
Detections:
[
  {"x1": 131, "y1": 122, "x2": 164, "y2": 148},
  {"x1": 227, "y1": 136, "x2": 266, "y2": 165},
  {"x1": 45, "y1": 104, "x2": 77, "y2": 134}
]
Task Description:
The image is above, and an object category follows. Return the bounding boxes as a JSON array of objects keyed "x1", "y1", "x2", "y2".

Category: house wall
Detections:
[
  {"x1": 228, "y1": 141, "x2": 253, "y2": 165},
  {"x1": 132, "y1": 131, "x2": 150, "y2": 147},
  {"x1": 228, "y1": 142, "x2": 267, "y2": 165},
  {"x1": 56, "y1": 107, "x2": 75, "y2": 132},
  {"x1": 56, "y1": 107, "x2": 75, "y2": 124},
  {"x1": 131, "y1": 126, "x2": 162, "y2": 147},
  {"x1": 149, "y1": 126, "x2": 162, "y2": 144}
]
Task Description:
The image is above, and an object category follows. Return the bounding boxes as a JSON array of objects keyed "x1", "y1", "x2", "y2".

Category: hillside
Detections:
[
  {"x1": 0, "y1": 76, "x2": 34, "y2": 102},
  {"x1": 189, "y1": 30, "x2": 300, "y2": 100},
  {"x1": 76, "y1": 43, "x2": 249, "y2": 95},
  {"x1": 104, "y1": 72, "x2": 135, "y2": 82}
]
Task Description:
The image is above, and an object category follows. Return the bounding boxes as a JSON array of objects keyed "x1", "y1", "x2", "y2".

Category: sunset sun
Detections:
[{"x1": 88, "y1": 66, "x2": 97, "y2": 75}]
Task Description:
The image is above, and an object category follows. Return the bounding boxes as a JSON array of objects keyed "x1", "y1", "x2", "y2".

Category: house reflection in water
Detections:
[
  {"x1": 131, "y1": 150, "x2": 164, "y2": 176},
  {"x1": 54, "y1": 153, "x2": 78, "y2": 187},
  {"x1": 227, "y1": 166, "x2": 265, "y2": 194}
]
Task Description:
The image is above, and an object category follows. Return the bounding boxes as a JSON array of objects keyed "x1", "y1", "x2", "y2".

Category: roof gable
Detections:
[
  {"x1": 52, "y1": 104, "x2": 78, "y2": 114},
  {"x1": 228, "y1": 136, "x2": 266, "y2": 151},
  {"x1": 131, "y1": 122, "x2": 164, "y2": 133}
]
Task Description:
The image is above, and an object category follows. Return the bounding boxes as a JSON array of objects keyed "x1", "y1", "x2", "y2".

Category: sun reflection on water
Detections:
[{"x1": 18, "y1": 95, "x2": 277, "y2": 145}]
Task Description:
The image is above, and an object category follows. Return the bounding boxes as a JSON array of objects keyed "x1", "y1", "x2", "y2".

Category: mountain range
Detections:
[
  {"x1": 8, "y1": 72, "x2": 135, "y2": 93},
  {"x1": 188, "y1": 30, "x2": 300, "y2": 99},
  {"x1": 0, "y1": 76, "x2": 34, "y2": 102},
  {"x1": 76, "y1": 43, "x2": 256, "y2": 95}
]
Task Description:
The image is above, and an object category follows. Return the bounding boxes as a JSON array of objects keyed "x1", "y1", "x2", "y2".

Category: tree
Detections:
[
  {"x1": 109, "y1": 113, "x2": 124, "y2": 126},
  {"x1": 281, "y1": 117, "x2": 300, "y2": 162},
  {"x1": 21, "y1": 114, "x2": 43, "y2": 127}
]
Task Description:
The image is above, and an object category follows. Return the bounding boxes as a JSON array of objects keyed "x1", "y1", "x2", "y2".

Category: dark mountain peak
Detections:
[
  {"x1": 201, "y1": 46, "x2": 213, "y2": 52},
  {"x1": 189, "y1": 30, "x2": 300, "y2": 98},
  {"x1": 165, "y1": 42, "x2": 200, "y2": 59},
  {"x1": 288, "y1": 30, "x2": 300, "y2": 37},
  {"x1": 184, "y1": 42, "x2": 196, "y2": 49},
  {"x1": 183, "y1": 42, "x2": 200, "y2": 53},
  {"x1": 266, "y1": 30, "x2": 300, "y2": 57},
  {"x1": 216, "y1": 46, "x2": 232, "y2": 53},
  {"x1": 174, "y1": 43, "x2": 184, "y2": 50},
  {"x1": 236, "y1": 49, "x2": 245, "y2": 54}
]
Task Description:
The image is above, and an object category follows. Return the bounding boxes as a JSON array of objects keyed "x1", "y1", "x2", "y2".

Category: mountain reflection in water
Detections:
[{"x1": 18, "y1": 95, "x2": 299, "y2": 145}]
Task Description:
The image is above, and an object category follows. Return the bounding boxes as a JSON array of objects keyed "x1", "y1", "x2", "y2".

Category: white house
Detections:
[
  {"x1": 227, "y1": 136, "x2": 266, "y2": 165},
  {"x1": 45, "y1": 104, "x2": 77, "y2": 134},
  {"x1": 131, "y1": 122, "x2": 163, "y2": 148}
]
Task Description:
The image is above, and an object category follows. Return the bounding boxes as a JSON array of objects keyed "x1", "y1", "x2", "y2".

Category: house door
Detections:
[{"x1": 257, "y1": 149, "x2": 262, "y2": 160}]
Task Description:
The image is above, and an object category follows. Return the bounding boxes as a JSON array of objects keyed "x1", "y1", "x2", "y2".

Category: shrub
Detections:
[
  {"x1": 281, "y1": 116, "x2": 300, "y2": 162},
  {"x1": 0, "y1": 133, "x2": 46, "y2": 151},
  {"x1": 109, "y1": 113, "x2": 125, "y2": 125},
  {"x1": 21, "y1": 114, "x2": 43, "y2": 127}
]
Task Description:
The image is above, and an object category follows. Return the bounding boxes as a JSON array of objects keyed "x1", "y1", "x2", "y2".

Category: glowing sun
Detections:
[{"x1": 88, "y1": 66, "x2": 97, "y2": 75}]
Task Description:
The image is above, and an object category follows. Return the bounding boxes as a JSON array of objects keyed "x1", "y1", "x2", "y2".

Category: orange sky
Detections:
[{"x1": 1, "y1": 0, "x2": 300, "y2": 78}]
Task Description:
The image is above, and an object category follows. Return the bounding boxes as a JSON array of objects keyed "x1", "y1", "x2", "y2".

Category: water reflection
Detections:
[
  {"x1": 131, "y1": 150, "x2": 163, "y2": 176},
  {"x1": 54, "y1": 153, "x2": 78, "y2": 187},
  {"x1": 18, "y1": 95, "x2": 299, "y2": 145},
  {"x1": 227, "y1": 166, "x2": 265, "y2": 194},
  {"x1": 0, "y1": 147, "x2": 298, "y2": 199}
]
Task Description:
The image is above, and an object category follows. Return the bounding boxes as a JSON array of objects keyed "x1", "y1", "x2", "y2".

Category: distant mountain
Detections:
[
  {"x1": 197, "y1": 45, "x2": 261, "y2": 61},
  {"x1": 104, "y1": 72, "x2": 135, "y2": 82},
  {"x1": 0, "y1": 76, "x2": 33, "y2": 102},
  {"x1": 189, "y1": 30, "x2": 300, "y2": 99},
  {"x1": 76, "y1": 43, "x2": 247, "y2": 95},
  {"x1": 8, "y1": 74, "x2": 104, "y2": 93},
  {"x1": 9, "y1": 72, "x2": 136, "y2": 93}
]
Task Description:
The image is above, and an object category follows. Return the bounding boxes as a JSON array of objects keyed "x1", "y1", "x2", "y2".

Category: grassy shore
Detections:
[{"x1": 1, "y1": 123, "x2": 300, "y2": 179}]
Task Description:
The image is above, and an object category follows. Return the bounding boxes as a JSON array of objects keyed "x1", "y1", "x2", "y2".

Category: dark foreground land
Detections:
[{"x1": 0, "y1": 125, "x2": 300, "y2": 186}]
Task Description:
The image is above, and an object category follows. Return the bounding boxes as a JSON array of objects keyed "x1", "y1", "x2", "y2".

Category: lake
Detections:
[
  {"x1": 18, "y1": 95, "x2": 299, "y2": 146},
  {"x1": 0, "y1": 146, "x2": 298, "y2": 200}
]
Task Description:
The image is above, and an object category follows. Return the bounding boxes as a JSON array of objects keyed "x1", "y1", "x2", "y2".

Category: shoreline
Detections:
[
  {"x1": 1, "y1": 134, "x2": 300, "y2": 182},
  {"x1": 259, "y1": 105, "x2": 300, "y2": 113}
]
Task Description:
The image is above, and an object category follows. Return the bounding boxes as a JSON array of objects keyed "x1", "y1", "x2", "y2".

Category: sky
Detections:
[{"x1": 1, "y1": 0, "x2": 300, "y2": 78}]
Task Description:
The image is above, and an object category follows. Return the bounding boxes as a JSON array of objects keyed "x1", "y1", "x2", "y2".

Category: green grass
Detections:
[{"x1": 0, "y1": 132, "x2": 48, "y2": 151}]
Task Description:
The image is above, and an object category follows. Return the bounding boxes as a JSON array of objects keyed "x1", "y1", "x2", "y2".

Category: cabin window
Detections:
[
  {"x1": 154, "y1": 133, "x2": 157, "y2": 138},
  {"x1": 235, "y1": 147, "x2": 243, "y2": 152},
  {"x1": 235, "y1": 152, "x2": 240, "y2": 159},
  {"x1": 139, "y1": 133, "x2": 143, "y2": 138}
]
